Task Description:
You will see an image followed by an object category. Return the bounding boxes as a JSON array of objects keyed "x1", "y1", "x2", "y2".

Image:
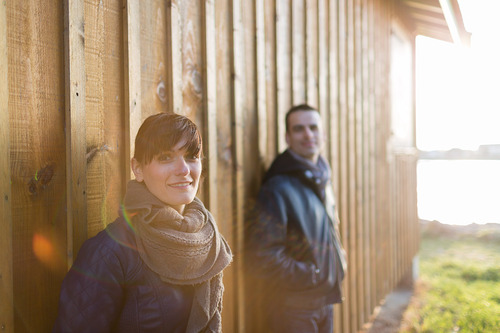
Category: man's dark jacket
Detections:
[{"x1": 249, "y1": 150, "x2": 346, "y2": 308}]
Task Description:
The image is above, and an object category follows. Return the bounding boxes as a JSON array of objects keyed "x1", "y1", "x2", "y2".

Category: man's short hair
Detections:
[
  {"x1": 285, "y1": 104, "x2": 319, "y2": 132},
  {"x1": 134, "y1": 113, "x2": 202, "y2": 165}
]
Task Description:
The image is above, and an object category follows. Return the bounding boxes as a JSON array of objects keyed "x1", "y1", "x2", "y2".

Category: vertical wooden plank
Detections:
[
  {"x1": 123, "y1": 0, "x2": 142, "y2": 174},
  {"x1": 139, "y1": 0, "x2": 169, "y2": 115},
  {"x1": 337, "y1": 0, "x2": 351, "y2": 331},
  {"x1": 291, "y1": 0, "x2": 305, "y2": 105},
  {"x1": 275, "y1": 0, "x2": 291, "y2": 151},
  {"x1": 361, "y1": 0, "x2": 373, "y2": 320},
  {"x1": 368, "y1": 0, "x2": 378, "y2": 312},
  {"x1": 214, "y1": 0, "x2": 236, "y2": 331},
  {"x1": 180, "y1": 0, "x2": 204, "y2": 126},
  {"x1": 347, "y1": 0, "x2": 359, "y2": 330},
  {"x1": 8, "y1": 1, "x2": 67, "y2": 330},
  {"x1": 317, "y1": 0, "x2": 329, "y2": 161},
  {"x1": 264, "y1": 0, "x2": 277, "y2": 163},
  {"x1": 256, "y1": 0, "x2": 268, "y2": 168},
  {"x1": 85, "y1": 0, "x2": 126, "y2": 237},
  {"x1": 166, "y1": 0, "x2": 184, "y2": 114},
  {"x1": 328, "y1": 2, "x2": 344, "y2": 332},
  {"x1": 0, "y1": 1, "x2": 13, "y2": 330},
  {"x1": 305, "y1": 0, "x2": 318, "y2": 107},
  {"x1": 201, "y1": 0, "x2": 218, "y2": 214},
  {"x1": 354, "y1": 0, "x2": 365, "y2": 328},
  {"x1": 65, "y1": 0, "x2": 87, "y2": 267},
  {"x1": 230, "y1": 0, "x2": 246, "y2": 330}
]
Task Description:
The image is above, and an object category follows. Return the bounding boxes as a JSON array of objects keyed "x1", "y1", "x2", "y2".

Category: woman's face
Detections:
[{"x1": 132, "y1": 139, "x2": 202, "y2": 214}]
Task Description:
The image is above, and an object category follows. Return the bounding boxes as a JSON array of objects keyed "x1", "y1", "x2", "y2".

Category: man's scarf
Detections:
[
  {"x1": 263, "y1": 149, "x2": 331, "y2": 202},
  {"x1": 123, "y1": 180, "x2": 232, "y2": 332}
]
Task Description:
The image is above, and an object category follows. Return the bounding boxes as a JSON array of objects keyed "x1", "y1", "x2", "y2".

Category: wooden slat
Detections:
[
  {"x1": 65, "y1": 0, "x2": 87, "y2": 266},
  {"x1": 167, "y1": 0, "x2": 184, "y2": 114},
  {"x1": 337, "y1": 0, "x2": 351, "y2": 331},
  {"x1": 305, "y1": 0, "x2": 318, "y2": 107},
  {"x1": 230, "y1": 0, "x2": 246, "y2": 330},
  {"x1": 264, "y1": 0, "x2": 278, "y2": 163},
  {"x1": 317, "y1": 0, "x2": 329, "y2": 161},
  {"x1": 0, "y1": 0, "x2": 13, "y2": 330},
  {"x1": 201, "y1": 0, "x2": 218, "y2": 214},
  {"x1": 347, "y1": 0, "x2": 360, "y2": 330},
  {"x1": 256, "y1": 0, "x2": 268, "y2": 169},
  {"x1": 85, "y1": 0, "x2": 126, "y2": 236},
  {"x1": 180, "y1": 0, "x2": 203, "y2": 126},
  {"x1": 9, "y1": 1, "x2": 68, "y2": 330},
  {"x1": 138, "y1": 0, "x2": 169, "y2": 115},
  {"x1": 354, "y1": 0, "x2": 366, "y2": 327},
  {"x1": 291, "y1": 0, "x2": 306, "y2": 105},
  {"x1": 275, "y1": 0, "x2": 292, "y2": 151},
  {"x1": 123, "y1": 0, "x2": 142, "y2": 175},
  {"x1": 214, "y1": 0, "x2": 236, "y2": 331}
]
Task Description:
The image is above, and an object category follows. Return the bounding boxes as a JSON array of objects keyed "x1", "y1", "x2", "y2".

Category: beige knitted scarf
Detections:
[{"x1": 123, "y1": 180, "x2": 232, "y2": 332}]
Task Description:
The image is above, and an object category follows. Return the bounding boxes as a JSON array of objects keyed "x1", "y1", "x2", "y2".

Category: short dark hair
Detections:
[
  {"x1": 285, "y1": 104, "x2": 319, "y2": 132},
  {"x1": 134, "y1": 113, "x2": 202, "y2": 165}
]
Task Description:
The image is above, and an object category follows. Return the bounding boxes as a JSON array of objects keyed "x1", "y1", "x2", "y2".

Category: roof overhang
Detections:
[{"x1": 398, "y1": 0, "x2": 471, "y2": 46}]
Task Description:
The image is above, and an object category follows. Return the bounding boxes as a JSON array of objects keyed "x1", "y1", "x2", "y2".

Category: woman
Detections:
[{"x1": 53, "y1": 113, "x2": 232, "y2": 332}]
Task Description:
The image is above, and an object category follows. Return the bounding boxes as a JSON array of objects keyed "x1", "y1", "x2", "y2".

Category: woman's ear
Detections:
[{"x1": 131, "y1": 158, "x2": 144, "y2": 182}]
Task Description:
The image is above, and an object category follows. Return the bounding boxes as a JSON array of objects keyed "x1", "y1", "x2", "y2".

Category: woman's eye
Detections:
[
  {"x1": 187, "y1": 155, "x2": 200, "y2": 161},
  {"x1": 156, "y1": 153, "x2": 173, "y2": 162}
]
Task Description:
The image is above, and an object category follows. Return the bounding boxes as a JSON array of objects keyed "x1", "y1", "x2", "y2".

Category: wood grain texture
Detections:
[
  {"x1": 214, "y1": 0, "x2": 237, "y2": 330},
  {"x1": 85, "y1": 0, "x2": 125, "y2": 238},
  {"x1": 7, "y1": 1, "x2": 67, "y2": 331},
  {"x1": 0, "y1": 0, "x2": 13, "y2": 331},
  {"x1": 65, "y1": 0, "x2": 87, "y2": 268}
]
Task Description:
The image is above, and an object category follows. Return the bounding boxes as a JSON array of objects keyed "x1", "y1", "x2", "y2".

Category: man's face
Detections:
[{"x1": 286, "y1": 110, "x2": 324, "y2": 163}]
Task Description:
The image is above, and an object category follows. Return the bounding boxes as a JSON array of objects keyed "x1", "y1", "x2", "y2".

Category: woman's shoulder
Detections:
[{"x1": 75, "y1": 216, "x2": 138, "y2": 269}]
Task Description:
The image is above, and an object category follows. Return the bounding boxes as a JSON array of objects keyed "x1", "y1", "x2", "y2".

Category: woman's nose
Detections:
[{"x1": 174, "y1": 157, "x2": 190, "y2": 176}]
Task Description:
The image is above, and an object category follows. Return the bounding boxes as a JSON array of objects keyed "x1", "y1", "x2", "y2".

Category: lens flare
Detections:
[{"x1": 32, "y1": 233, "x2": 58, "y2": 269}]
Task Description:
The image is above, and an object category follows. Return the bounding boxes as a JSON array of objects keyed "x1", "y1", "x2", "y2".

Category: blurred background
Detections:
[{"x1": 416, "y1": 0, "x2": 500, "y2": 225}]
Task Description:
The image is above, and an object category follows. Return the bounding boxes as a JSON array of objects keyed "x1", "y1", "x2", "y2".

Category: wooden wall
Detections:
[{"x1": 0, "y1": 0, "x2": 419, "y2": 332}]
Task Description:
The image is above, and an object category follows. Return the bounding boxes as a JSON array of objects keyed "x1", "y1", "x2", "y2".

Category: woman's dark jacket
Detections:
[
  {"x1": 53, "y1": 217, "x2": 194, "y2": 333},
  {"x1": 249, "y1": 150, "x2": 346, "y2": 308}
]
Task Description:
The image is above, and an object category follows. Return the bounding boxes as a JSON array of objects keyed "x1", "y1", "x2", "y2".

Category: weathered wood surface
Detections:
[{"x1": 2, "y1": 1, "x2": 420, "y2": 332}]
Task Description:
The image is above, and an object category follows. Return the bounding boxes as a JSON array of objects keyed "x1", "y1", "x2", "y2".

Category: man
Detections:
[{"x1": 249, "y1": 104, "x2": 346, "y2": 333}]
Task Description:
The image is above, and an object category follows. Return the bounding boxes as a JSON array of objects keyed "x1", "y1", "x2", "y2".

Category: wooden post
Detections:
[
  {"x1": 64, "y1": 0, "x2": 87, "y2": 265},
  {"x1": 0, "y1": 1, "x2": 13, "y2": 330}
]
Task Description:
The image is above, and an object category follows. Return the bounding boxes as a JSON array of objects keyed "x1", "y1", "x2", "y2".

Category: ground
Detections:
[{"x1": 359, "y1": 220, "x2": 500, "y2": 333}]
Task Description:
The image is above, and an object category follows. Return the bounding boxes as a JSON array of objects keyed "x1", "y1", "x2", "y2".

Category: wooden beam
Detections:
[
  {"x1": 64, "y1": 0, "x2": 87, "y2": 265},
  {"x1": 0, "y1": 0, "x2": 13, "y2": 330}
]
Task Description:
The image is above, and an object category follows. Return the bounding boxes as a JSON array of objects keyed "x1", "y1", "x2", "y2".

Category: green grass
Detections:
[{"x1": 402, "y1": 232, "x2": 500, "y2": 332}]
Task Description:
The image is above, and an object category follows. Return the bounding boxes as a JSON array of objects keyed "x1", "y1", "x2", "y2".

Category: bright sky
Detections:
[{"x1": 416, "y1": 0, "x2": 500, "y2": 151}]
